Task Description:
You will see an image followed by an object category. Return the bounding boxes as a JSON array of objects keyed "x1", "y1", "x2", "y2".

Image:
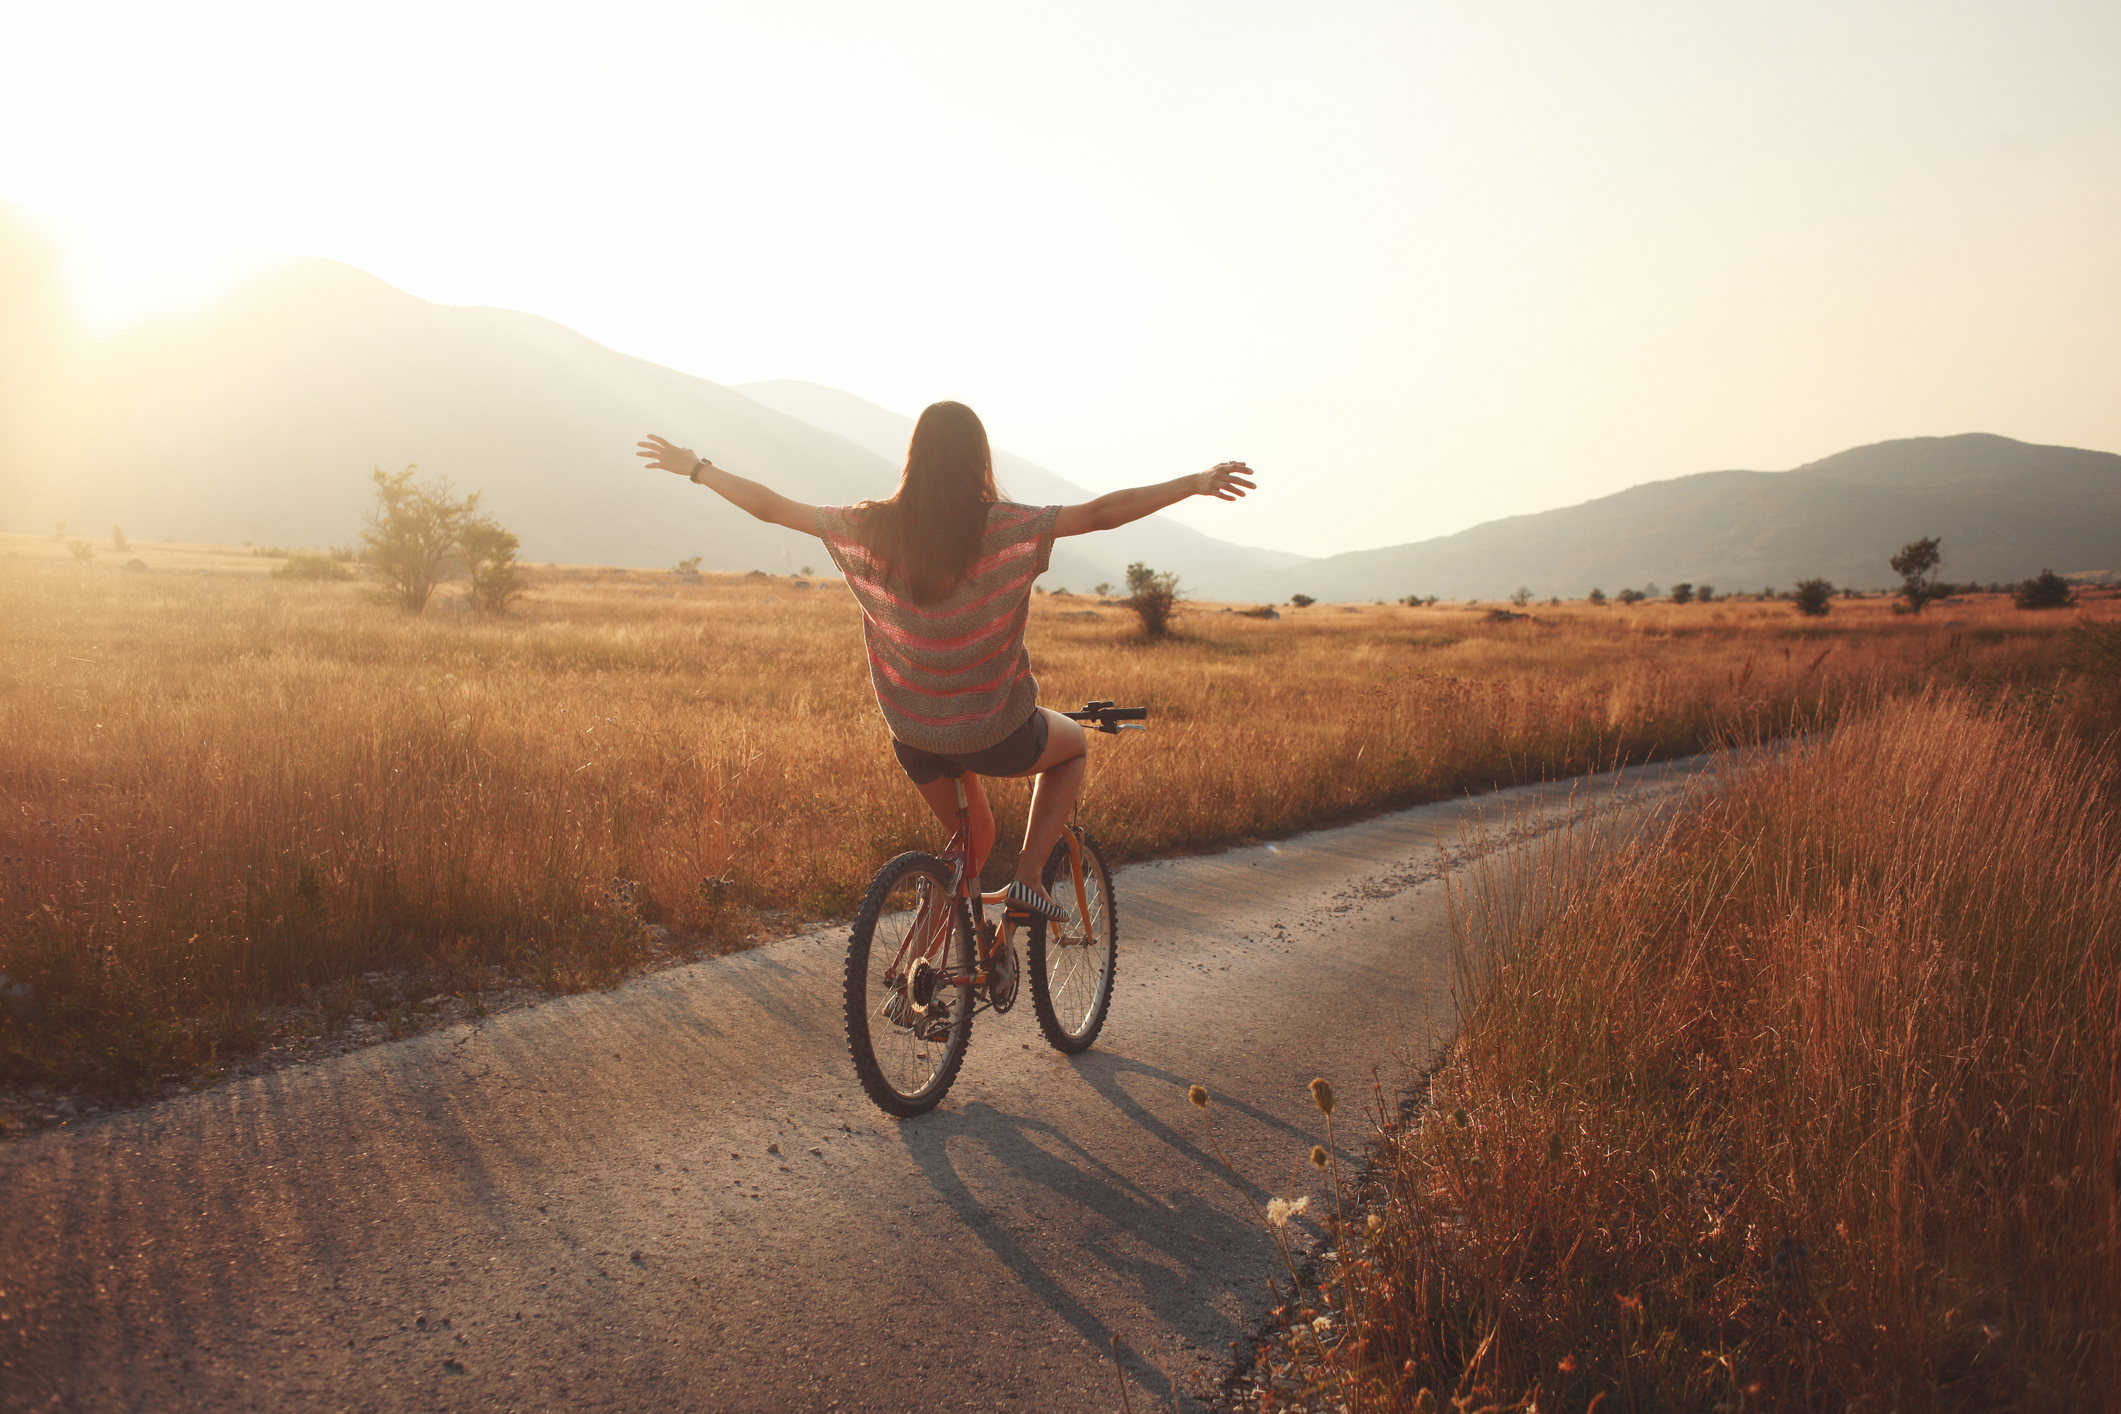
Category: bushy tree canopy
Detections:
[{"x1": 361, "y1": 465, "x2": 521, "y2": 614}]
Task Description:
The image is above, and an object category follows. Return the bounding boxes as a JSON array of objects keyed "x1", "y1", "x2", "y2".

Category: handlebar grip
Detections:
[{"x1": 1061, "y1": 702, "x2": 1151, "y2": 734}]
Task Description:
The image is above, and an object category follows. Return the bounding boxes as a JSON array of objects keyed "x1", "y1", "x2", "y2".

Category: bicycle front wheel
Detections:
[
  {"x1": 1029, "y1": 828, "x2": 1118, "y2": 1053},
  {"x1": 844, "y1": 852, "x2": 975, "y2": 1117}
]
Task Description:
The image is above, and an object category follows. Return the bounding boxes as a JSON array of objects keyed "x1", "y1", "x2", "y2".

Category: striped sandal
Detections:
[{"x1": 1002, "y1": 880, "x2": 1070, "y2": 921}]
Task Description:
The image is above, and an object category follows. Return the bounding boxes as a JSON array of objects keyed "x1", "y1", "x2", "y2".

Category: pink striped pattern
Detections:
[{"x1": 815, "y1": 501, "x2": 1062, "y2": 754}]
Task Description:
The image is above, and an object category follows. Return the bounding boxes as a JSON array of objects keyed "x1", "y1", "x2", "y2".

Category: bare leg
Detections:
[
  {"x1": 1004, "y1": 709, "x2": 1089, "y2": 894},
  {"x1": 914, "y1": 771, "x2": 994, "y2": 877}
]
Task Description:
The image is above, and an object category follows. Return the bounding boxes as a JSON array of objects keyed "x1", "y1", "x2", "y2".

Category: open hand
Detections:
[
  {"x1": 1195, "y1": 462, "x2": 1256, "y2": 501},
  {"x1": 637, "y1": 434, "x2": 702, "y2": 477}
]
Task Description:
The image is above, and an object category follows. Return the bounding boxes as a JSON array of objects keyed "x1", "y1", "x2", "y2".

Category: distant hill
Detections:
[
  {"x1": 1267, "y1": 434, "x2": 2121, "y2": 602},
  {"x1": 0, "y1": 203, "x2": 1300, "y2": 594},
  {"x1": 8, "y1": 200, "x2": 2113, "y2": 602}
]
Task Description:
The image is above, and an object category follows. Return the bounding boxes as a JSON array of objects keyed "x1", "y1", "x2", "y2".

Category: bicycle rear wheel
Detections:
[
  {"x1": 844, "y1": 852, "x2": 975, "y2": 1117},
  {"x1": 1029, "y1": 828, "x2": 1117, "y2": 1054}
]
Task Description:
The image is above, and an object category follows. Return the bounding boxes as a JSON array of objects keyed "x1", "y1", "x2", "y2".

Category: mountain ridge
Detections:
[
  {"x1": 0, "y1": 204, "x2": 1295, "y2": 597},
  {"x1": 5, "y1": 201, "x2": 2114, "y2": 602},
  {"x1": 1264, "y1": 433, "x2": 2121, "y2": 602}
]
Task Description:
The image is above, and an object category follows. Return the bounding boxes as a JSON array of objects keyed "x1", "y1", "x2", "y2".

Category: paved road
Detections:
[{"x1": 0, "y1": 759, "x2": 1708, "y2": 1413}]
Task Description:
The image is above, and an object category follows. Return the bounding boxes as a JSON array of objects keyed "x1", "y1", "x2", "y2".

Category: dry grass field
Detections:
[
  {"x1": 1234, "y1": 686, "x2": 2121, "y2": 1410},
  {"x1": 2, "y1": 532, "x2": 2113, "y2": 1101}
]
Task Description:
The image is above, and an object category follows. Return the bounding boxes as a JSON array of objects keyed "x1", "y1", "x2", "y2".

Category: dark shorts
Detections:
[{"x1": 892, "y1": 709, "x2": 1050, "y2": 785}]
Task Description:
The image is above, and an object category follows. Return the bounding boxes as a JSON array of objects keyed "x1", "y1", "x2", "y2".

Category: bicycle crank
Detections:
[{"x1": 984, "y1": 939, "x2": 1020, "y2": 1013}]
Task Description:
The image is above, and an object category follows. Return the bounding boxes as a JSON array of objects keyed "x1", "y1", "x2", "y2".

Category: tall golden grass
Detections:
[
  {"x1": 1309, "y1": 691, "x2": 2120, "y2": 1410},
  {"x1": 1, "y1": 552, "x2": 2107, "y2": 1094}
]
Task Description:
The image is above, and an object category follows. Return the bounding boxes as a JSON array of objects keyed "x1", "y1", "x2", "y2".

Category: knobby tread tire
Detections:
[
  {"x1": 1029, "y1": 829, "x2": 1118, "y2": 1054},
  {"x1": 843, "y1": 852, "x2": 975, "y2": 1117}
]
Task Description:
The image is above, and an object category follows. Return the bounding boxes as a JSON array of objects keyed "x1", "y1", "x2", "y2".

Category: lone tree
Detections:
[
  {"x1": 1123, "y1": 561, "x2": 1181, "y2": 637},
  {"x1": 1890, "y1": 536, "x2": 1943, "y2": 614},
  {"x1": 1616, "y1": 587, "x2": 1645, "y2": 605},
  {"x1": 2014, "y1": 568, "x2": 2076, "y2": 610},
  {"x1": 1289, "y1": 593, "x2": 1316, "y2": 609},
  {"x1": 1587, "y1": 587, "x2": 1607, "y2": 606},
  {"x1": 1670, "y1": 582, "x2": 1694, "y2": 604},
  {"x1": 1791, "y1": 577, "x2": 1835, "y2": 617},
  {"x1": 362, "y1": 465, "x2": 522, "y2": 614}
]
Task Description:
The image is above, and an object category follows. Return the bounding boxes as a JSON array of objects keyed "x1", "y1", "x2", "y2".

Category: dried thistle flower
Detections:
[
  {"x1": 1266, "y1": 1195, "x2": 1309, "y2": 1229},
  {"x1": 1310, "y1": 1144, "x2": 1330, "y2": 1169},
  {"x1": 1309, "y1": 1077, "x2": 1335, "y2": 1115},
  {"x1": 1187, "y1": 1084, "x2": 1208, "y2": 1109}
]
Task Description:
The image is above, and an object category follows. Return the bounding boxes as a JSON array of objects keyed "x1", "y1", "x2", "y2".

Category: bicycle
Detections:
[{"x1": 842, "y1": 701, "x2": 1147, "y2": 1117}]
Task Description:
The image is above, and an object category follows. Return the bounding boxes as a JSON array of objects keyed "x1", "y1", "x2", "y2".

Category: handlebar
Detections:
[{"x1": 1063, "y1": 700, "x2": 1150, "y2": 735}]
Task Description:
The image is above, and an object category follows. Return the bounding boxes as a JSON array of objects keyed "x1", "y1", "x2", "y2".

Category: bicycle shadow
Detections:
[{"x1": 893, "y1": 1049, "x2": 1347, "y2": 1410}]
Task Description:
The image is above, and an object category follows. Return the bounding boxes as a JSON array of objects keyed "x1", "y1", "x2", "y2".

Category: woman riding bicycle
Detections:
[{"x1": 637, "y1": 402, "x2": 1253, "y2": 916}]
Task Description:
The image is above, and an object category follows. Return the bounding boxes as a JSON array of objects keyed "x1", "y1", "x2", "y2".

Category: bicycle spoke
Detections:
[
  {"x1": 845, "y1": 854, "x2": 975, "y2": 1116},
  {"x1": 1031, "y1": 830, "x2": 1118, "y2": 1053}
]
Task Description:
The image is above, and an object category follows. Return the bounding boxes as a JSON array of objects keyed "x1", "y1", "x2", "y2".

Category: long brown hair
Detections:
[{"x1": 857, "y1": 401, "x2": 1000, "y2": 604}]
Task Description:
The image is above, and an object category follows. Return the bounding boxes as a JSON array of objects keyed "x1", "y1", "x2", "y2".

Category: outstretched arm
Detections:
[
  {"x1": 1053, "y1": 462, "x2": 1255, "y2": 538},
  {"x1": 636, "y1": 435, "x2": 819, "y2": 537}
]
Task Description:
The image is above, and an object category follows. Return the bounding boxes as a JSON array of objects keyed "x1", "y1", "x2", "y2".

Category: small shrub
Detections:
[
  {"x1": 1510, "y1": 586, "x2": 1532, "y2": 607},
  {"x1": 463, "y1": 519, "x2": 524, "y2": 615},
  {"x1": 66, "y1": 538, "x2": 95, "y2": 563},
  {"x1": 1587, "y1": 588, "x2": 1607, "y2": 606},
  {"x1": 674, "y1": 556, "x2": 702, "y2": 575},
  {"x1": 1696, "y1": 583, "x2": 1714, "y2": 603},
  {"x1": 1670, "y1": 582, "x2": 1694, "y2": 604},
  {"x1": 2015, "y1": 568, "x2": 2076, "y2": 610},
  {"x1": 1791, "y1": 576, "x2": 1835, "y2": 616},
  {"x1": 1290, "y1": 593, "x2": 1315, "y2": 609},
  {"x1": 111, "y1": 525, "x2": 128, "y2": 553},
  {"x1": 1616, "y1": 588, "x2": 1645, "y2": 605},
  {"x1": 1093, "y1": 582, "x2": 1111, "y2": 597},
  {"x1": 1123, "y1": 562, "x2": 1181, "y2": 636}
]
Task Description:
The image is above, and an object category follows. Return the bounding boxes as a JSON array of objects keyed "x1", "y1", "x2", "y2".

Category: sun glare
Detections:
[{"x1": 57, "y1": 219, "x2": 291, "y2": 336}]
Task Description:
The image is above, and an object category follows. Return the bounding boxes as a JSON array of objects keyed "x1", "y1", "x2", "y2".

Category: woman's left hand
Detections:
[
  {"x1": 637, "y1": 435, "x2": 702, "y2": 477},
  {"x1": 1194, "y1": 461, "x2": 1256, "y2": 501}
]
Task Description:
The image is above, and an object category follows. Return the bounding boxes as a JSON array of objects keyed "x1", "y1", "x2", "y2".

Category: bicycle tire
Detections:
[
  {"x1": 1028, "y1": 828, "x2": 1118, "y2": 1054},
  {"x1": 844, "y1": 852, "x2": 975, "y2": 1116}
]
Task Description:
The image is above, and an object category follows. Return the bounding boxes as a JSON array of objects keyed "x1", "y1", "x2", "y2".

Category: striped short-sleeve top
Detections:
[{"x1": 814, "y1": 501, "x2": 1062, "y2": 755}]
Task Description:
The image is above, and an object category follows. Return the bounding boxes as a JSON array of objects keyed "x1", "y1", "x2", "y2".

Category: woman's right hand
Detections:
[
  {"x1": 637, "y1": 435, "x2": 702, "y2": 478},
  {"x1": 1193, "y1": 462, "x2": 1256, "y2": 501}
]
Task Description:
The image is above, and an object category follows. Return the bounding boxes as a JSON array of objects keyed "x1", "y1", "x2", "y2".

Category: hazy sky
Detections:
[{"x1": 5, "y1": 1, "x2": 2116, "y2": 558}]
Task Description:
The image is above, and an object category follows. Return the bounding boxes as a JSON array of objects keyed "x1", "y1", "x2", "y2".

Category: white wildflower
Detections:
[{"x1": 1266, "y1": 1195, "x2": 1310, "y2": 1229}]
